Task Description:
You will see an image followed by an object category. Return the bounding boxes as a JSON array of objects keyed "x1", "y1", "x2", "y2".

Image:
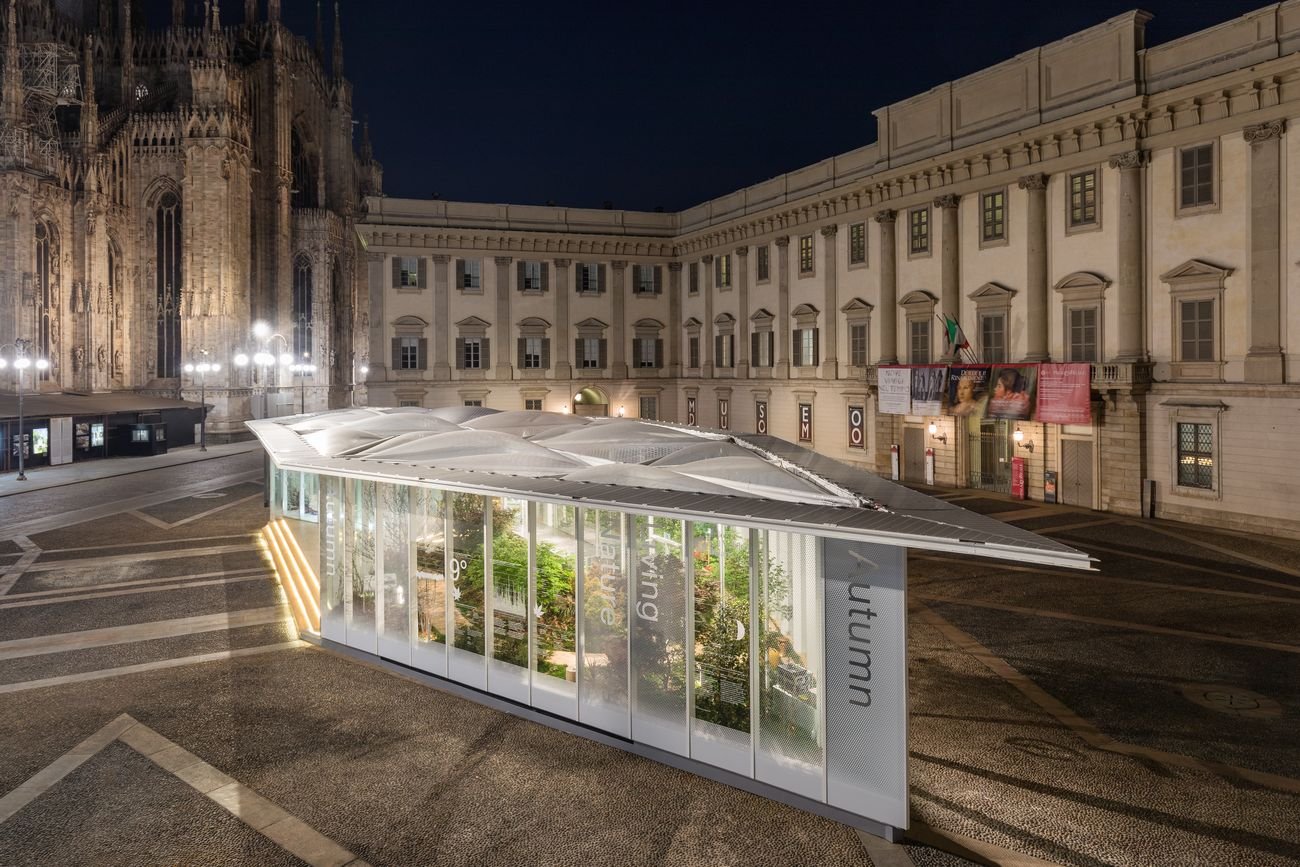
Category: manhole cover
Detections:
[
  {"x1": 193, "y1": 492, "x2": 228, "y2": 500},
  {"x1": 1179, "y1": 684, "x2": 1282, "y2": 719}
]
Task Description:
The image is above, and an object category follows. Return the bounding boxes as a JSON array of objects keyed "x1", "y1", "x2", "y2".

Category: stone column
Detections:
[
  {"x1": 775, "y1": 237, "x2": 791, "y2": 377},
  {"x1": 1244, "y1": 120, "x2": 1286, "y2": 383},
  {"x1": 611, "y1": 260, "x2": 628, "y2": 378},
  {"x1": 553, "y1": 258, "x2": 572, "y2": 379},
  {"x1": 875, "y1": 210, "x2": 898, "y2": 364},
  {"x1": 820, "y1": 224, "x2": 839, "y2": 378},
  {"x1": 668, "y1": 262, "x2": 683, "y2": 375},
  {"x1": 494, "y1": 256, "x2": 513, "y2": 381},
  {"x1": 935, "y1": 194, "x2": 961, "y2": 361},
  {"x1": 432, "y1": 254, "x2": 451, "y2": 380},
  {"x1": 701, "y1": 254, "x2": 715, "y2": 377},
  {"x1": 366, "y1": 252, "x2": 384, "y2": 378},
  {"x1": 1109, "y1": 150, "x2": 1146, "y2": 362},
  {"x1": 735, "y1": 246, "x2": 750, "y2": 377},
  {"x1": 1018, "y1": 173, "x2": 1050, "y2": 361}
]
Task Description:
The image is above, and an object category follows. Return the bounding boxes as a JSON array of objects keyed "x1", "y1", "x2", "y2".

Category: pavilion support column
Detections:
[
  {"x1": 775, "y1": 237, "x2": 791, "y2": 377},
  {"x1": 1018, "y1": 173, "x2": 1050, "y2": 361},
  {"x1": 735, "y1": 246, "x2": 750, "y2": 378},
  {"x1": 668, "y1": 262, "x2": 683, "y2": 376},
  {"x1": 702, "y1": 255, "x2": 715, "y2": 378},
  {"x1": 432, "y1": 254, "x2": 451, "y2": 381},
  {"x1": 1109, "y1": 150, "x2": 1147, "y2": 362},
  {"x1": 494, "y1": 256, "x2": 513, "y2": 381},
  {"x1": 611, "y1": 260, "x2": 628, "y2": 378},
  {"x1": 935, "y1": 195, "x2": 960, "y2": 361},
  {"x1": 820, "y1": 225, "x2": 839, "y2": 378},
  {"x1": 1244, "y1": 120, "x2": 1286, "y2": 383},
  {"x1": 875, "y1": 210, "x2": 898, "y2": 364},
  {"x1": 553, "y1": 259, "x2": 572, "y2": 380}
]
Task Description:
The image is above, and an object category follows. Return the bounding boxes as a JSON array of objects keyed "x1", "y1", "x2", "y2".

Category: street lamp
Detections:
[
  {"x1": 183, "y1": 349, "x2": 221, "y2": 452},
  {"x1": 0, "y1": 338, "x2": 51, "y2": 481},
  {"x1": 290, "y1": 354, "x2": 317, "y2": 414},
  {"x1": 234, "y1": 321, "x2": 291, "y2": 418}
]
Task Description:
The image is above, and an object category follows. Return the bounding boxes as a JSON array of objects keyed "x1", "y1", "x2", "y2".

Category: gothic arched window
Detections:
[
  {"x1": 34, "y1": 221, "x2": 54, "y2": 378},
  {"x1": 293, "y1": 255, "x2": 313, "y2": 359},
  {"x1": 135, "y1": 82, "x2": 148, "y2": 102},
  {"x1": 290, "y1": 128, "x2": 319, "y2": 209},
  {"x1": 155, "y1": 191, "x2": 182, "y2": 378}
]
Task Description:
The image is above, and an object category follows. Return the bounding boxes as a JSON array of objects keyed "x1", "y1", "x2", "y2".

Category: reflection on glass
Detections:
[
  {"x1": 319, "y1": 476, "x2": 346, "y2": 642},
  {"x1": 302, "y1": 473, "x2": 319, "y2": 523},
  {"x1": 413, "y1": 488, "x2": 447, "y2": 647},
  {"x1": 580, "y1": 509, "x2": 628, "y2": 733},
  {"x1": 451, "y1": 492, "x2": 486, "y2": 656},
  {"x1": 491, "y1": 497, "x2": 530, "y2": 668},
  {"x1": 631, "y1": 515, "x2": 687, "y2": 753},
  {"x1": 692, "y1": 523, "x2": 751, "y2": 733},
  {"x1": 269, "y1": 467, "x2": 280, "y2": 518},
  {"x1": 380, "y1": 484, "x2": 411, "y2": 660},
  {"x1": 536, "y1": 504, "x2": 578, "y2": 682},
  {"x1": 756, "y1": 531, "x2": 824, "y2": 799},
  {"x1": 348, "y1": 479, "x2": 377, "y2": 646},
  {"x1": 286, "y1": 471, "x2": 301, "y2": 517}
]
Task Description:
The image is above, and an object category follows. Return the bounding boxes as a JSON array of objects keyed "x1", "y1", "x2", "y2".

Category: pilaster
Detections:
[
  {"x1": 1018, "y1": 173, "x2": 1050, "y2": 362},
  {"x1": 774, "y1": 237, "x2": 791, "y2": 377},
  {"x1": 366, "y1": 252, "x2": 385, "y2": 378},
  {"x1": 668, "y1": 262, "x2": 683, "y2": 376},
  {"x1": 734, "y1": 246, "x2": 749, "y2": 377},
  {"x1": 494, "y1": 256, "x2": 513, "y2": 380},
  {"x1": 432, "y1": 254, "x2": 451, "y2": 380},
  {"x1": 1109, "y1": 150, "x2": 1147, "y2": 362},
  {"x1": 819, "y1": 225, "x2": 838, "y2": 378},
  {"x1": 701, "y1": 254, "x2": 715, "y2": 378},
  {"x1": 875, "y1": 210, "x2": 898, "y2": 364},
  {"x1": 1243, "y1": 120, "x2": 1286, "y2": 383},
  {"x1": 554, "y1": 258, "x2": 572, "y2": 379},
  {"x1": 611, "y1": 260, "x2": 628, "y2": 378},
  {"x1": 935, "y1": 195, "x2": 960, "y2": 361}
]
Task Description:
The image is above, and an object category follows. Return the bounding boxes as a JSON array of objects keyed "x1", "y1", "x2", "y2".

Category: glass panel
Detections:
[
  {"x1": 631, "y1": 515, "x2": 688, "y2": 754},
  {"x1": 535, "y1": 503, "x2": 579, "y2": 717},
  {"x1": 691, "y1": 522, "x2": 752, "y2": 776},
  {"x1": 490, "y1": 498, "x2": 530, "y2": 670},
  {"x1": 319, "y1": 476, "x2": 346, "y2": 643},
  {"x1": 413, "y1": 487, "x2": 448, "y2": 672},
  {"x1": 347, "y1": 479, "x2": 377, "y2": 651},
  {"x1": 379, "y1": 484, "x2": 411, "y2": 663},
  {"x1": 269, "y1": 466, "x2": 280, "y2": 518},
  {"x1": 580, "y1": 509, "x2": 630, "y2": 734},
  {"x1": 756, "y1": 530, "x2": 825, "y2": 800},
  {"x1": 302, "y1": 473, "x2": 319, "y2": 523},
  {"x1": 450, "y1": 493, "x2": 487, "y2": 658},
  {"x1": 285, "y1": 471, "x2": 301, "y2": 517}
]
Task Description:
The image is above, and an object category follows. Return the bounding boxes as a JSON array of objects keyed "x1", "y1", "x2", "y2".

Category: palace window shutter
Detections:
[
  {"x1": 391, "y1": 257, "x2": 401, "y2": 288},
  {"x1": 715, "y1": 334, "x2": 723, "y2": 363},
  {"x1": 417, "y1": 338, "x2": 428, "y2": 370},
  {"x1": 654, "y1": 266, "x2": 663, "y2": 294},
  {"x1": 541, "y1": 338, "x2": 551, "y2": 369},
  {"x1": 766, "y1": 331, "x2": 774, "y2": 367},
  {"x1": 751, "y1": 332, "x2": 759, "y2": 363},
  {"x1": 455, "y1": 260, "x2": 465, "y2": 290},
  {"x1": 517, "y1": 338, "x2": 526, "y2": 369},
  {"x1": 728, "y1": 335, "x2": 735, "y2": 367},
  {"x1": 417, "y1": 258, "x2": 427, "y2": 289},
  {"x1": 481, "y1": 338, "x2": 491, "y2": 370},
  {"x1": 812, "y1": 328, "x2": 820, "y2": 366},
  {"x1": 655, "y1": 338, "x2": 663, "y2": 368},
  {"x1": 598, "y1": 264, "x2": 607, "y2": 294},
  {"x1": 574, "y1": 265, "x2": 582, "y2": 293},
  {"x1": 575, "y1": 338, "x2": 583, "y2": 364},
  {"x1": 598, "y1": 338, "x2": 608, "y2": 369},
  {"x1": 516, "y1": 261, "x2": 525, "y2": 291},
  {"x1": 391, "y1": 337, "x2": 401, "y2": 370},
  {"x1": 540, "y1": 262, "x2": 549, "y2": 292},
  {"x1": 455, "y1": 338, "x2": 465, "y2": 369},
  {"x1": 793, "y1": 329, "x2": 802, "y2": 364}
]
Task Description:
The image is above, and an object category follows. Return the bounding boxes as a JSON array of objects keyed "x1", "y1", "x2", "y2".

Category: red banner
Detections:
[{"x1": 1035, "y1": 363, "x2": 1092, "y2": 425}]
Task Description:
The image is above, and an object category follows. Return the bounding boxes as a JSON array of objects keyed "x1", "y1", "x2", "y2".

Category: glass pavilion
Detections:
[{"x1": 249, "y1": 406, "x2": 1090, "y2": 840}]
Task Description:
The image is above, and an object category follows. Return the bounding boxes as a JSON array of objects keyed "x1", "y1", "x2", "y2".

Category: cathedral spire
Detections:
[
  {"x1": 121, "y1": 0, "x2": 135, "y2": 106},
  {"x1": 173, "y1": 0, "x2": 185, "y2": 28},
  {"x1": 80, "y1": 35, "x2": 98, "y2": 155},
  {"x1": 332, "y1": 1, "x2": 343, "y2": 79},
  {"x1": 314, "y1": 1, "x2": 324, "y2": 61},
  {"x1": 209, "y1": 0, "x2": 221, "y2": 31},
  {"x1": 2, "y1": 0, "x2": 22, "y2": 126},
  {"x1": 268, "y1": 0, "x2": 279, "y2": 22},
  {"x1": 360, "y1": 116, "x2": 372, "y2": 162},
  {"x1": 245, "y1": 0, "x2": 256, "y2": 23}
]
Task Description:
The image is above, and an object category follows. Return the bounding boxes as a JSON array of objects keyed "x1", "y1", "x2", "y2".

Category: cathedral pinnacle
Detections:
[
  {"x1": 2, "y1": 0, "x2": 21, "y2": 126},
  {"x1": 332, "y1": 1, "x2": 343, "y2": 79},
  {"x1": 80, "y1": 35, "x2": 98, "y2": 154},
  {"x1": 173, "y1": 0, "x2": 185, "y2": 28},
  {"x1": 314, "y1": 1, "x2": 324, "y2": 61}
]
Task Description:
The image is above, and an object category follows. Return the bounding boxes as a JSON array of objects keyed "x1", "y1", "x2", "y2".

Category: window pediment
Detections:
[
  {"x1": 575, "y1": 317, "x2": 608, "y2": 330},
  {"x1": 633, "y1": 318, "x2": 665, "y2": 330},
  {"x1": 750, "y1": 307, "x2": 775, "y2": 325},
  {"x1": 1053, "y1": 271, "x2": 1111, "y2": 303},
  {"x1": 1160, "y1": 259, "x2": 1233, "y2": 292},
  {"x1": 840, "y1": 297, "x2": 874, "y2": 315},
  {"x1": 683, "y1": 316, "x2": 703, "y2": 332},
  {"x1": 455, "y1": 315, "x2": 491, "y2": 330},
  {"x1": 790, "y1": 303, "x2": 820, "y2": 318},
  {"x1": 517, "y1": 316, "x2": 551, "y2": 329},
  {"x1": 968, "y1": 282, "x2": 1016, "y2": 302},
  {"x1": 714, "y1": 312, "x2": 736, "y2": 325},
  {"x1": 393, "y1": 315, "x2": 429, "y2": 329},
  {"x1": 898, "y1": 290, "x2": 938, "y2": 310}
]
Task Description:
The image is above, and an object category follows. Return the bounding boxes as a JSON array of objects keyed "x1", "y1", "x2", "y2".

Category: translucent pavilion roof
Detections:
[{"x1": 247, "y1": 407, "x2": 1093, "y2": 570}]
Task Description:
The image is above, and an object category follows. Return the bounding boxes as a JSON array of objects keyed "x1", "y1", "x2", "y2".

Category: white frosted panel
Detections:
[
  {"x1": 823, "y1": 540, "x2": 908, "y2": 830},
  {"x1": 302, "y1": 473, "x2": 319, "y2": 523},
  {"x1": 535, "y1": 503, "x2": 579, "y2": 720},
  {"x1": 579, "y1": 509, "x2": 629, "y2": 737},
  {"x1": 691, "y1": 523, "x2": 752, "y2": 776},
  {"x1": 379, "y1": 484, "x2": 411, "y2": 664},
  {"x1": 756, "y1": 530, "x2": 824, "y2": 802},
  {"x1": 631, "y1": 516, "x2": 688, "y2": 755},
  {"x1": 449, "y1": 492, "x2": 487, "y2": 690},
  {"x1": 319, "y1": 476, "x2": 346, "y2": 644},
  {"x1": 285, "y1": 471, "x2": 301, "y2": 516},
  {"x1": 345, "y1": 479, "x2": 377, "y2": 654},
  {"x1": 488, "y1": 658, "x2": 530, "y2": 703},
  {"x1": 412, "y1": 487, "x2": 448, "y2": 677},
  {"x1": 489, "y1": 498, "x2": 530, "y2": 702}
]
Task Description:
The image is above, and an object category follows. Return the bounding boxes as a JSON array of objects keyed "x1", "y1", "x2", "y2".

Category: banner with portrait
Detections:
[
  {"x1": 986, "y1": 365, "x2": 1038, "y2": 420},
  {"x1": 910, "y1": 366, "x2": 947, "y2": 416},
  {"x1": 946, "y1": 365, "x2": 991, "y2": 418},
  {"x1": 1035, "y1": 363, "x2": 1092, "y2": 425},
  {"x1": 877, "y1": 367, "x2": 911, "y2": 415}
]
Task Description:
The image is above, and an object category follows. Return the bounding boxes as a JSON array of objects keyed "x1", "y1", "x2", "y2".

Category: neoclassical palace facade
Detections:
[
  {"x1": 360, "y1": 5, "x2": 1300, "y2": 537},
  {"x1": 0, "y1": 0, "x2": 379, "y2": 438}
]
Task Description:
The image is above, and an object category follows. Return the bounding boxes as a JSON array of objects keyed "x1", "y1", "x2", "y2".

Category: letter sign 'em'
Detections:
[{"x1": 799, "y1": 403, "x2": 812, "y2": 442}]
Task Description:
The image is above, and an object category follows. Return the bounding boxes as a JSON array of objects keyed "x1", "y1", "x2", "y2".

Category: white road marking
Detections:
[{"x1": 0, "y1": 607, "x2": 287, "y2": 661}]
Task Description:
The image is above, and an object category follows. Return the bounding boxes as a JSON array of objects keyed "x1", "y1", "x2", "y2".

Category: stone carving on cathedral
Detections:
[
  {"x1": 22, "y1": 274, "x2": 34, "y2": 307},
  {"x1": 49, "y1": 317, "x2": 60, "y2": 349},
  {"x1": 71, "y1": 282, "x2": 82, "y2": 313},
  {"x1": 97, "y1": 346, "x2": 107, "y2": 372},
  {"x1": 72, "y1": 346, "x2": 86, "y2": 373},
  {"x1": 113, "y1": 350, "x2": 123, "y2": 377},
  {"x1": 96, "y1": 283, "x2": 106, "y2": 314}
]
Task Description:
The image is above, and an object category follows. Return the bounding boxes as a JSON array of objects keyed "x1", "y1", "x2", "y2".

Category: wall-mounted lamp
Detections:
[
  {"x1": 573, "y1": 392, "x2": 583, "y2": 403},
  {"x1": 561, "y1": 403, "x2": 569, "y2": 414},
  {"x1": 617, "y1": 405, "x2": 625, "y2": 417},
  {"x1": 1014, "y1": 426, "x2": 1034, "y2": 453},
  {"x1": 927, "y1": 421, "x2": 947, "y2": 445}
]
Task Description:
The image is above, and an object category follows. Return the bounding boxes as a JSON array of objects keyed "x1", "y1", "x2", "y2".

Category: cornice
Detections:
[{"x1": 1243, "y1": 118, "x2": 1286, "y2": 144}]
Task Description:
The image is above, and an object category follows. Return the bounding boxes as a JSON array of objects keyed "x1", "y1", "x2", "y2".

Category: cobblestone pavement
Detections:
[{"x1": 0, "y1": 455, "x2": 1296, "y2": 866}]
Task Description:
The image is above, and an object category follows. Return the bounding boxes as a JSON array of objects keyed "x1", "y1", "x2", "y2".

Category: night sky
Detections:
[{"x1": 146, "y1": 0, "x2": 1272, "y2": 211}]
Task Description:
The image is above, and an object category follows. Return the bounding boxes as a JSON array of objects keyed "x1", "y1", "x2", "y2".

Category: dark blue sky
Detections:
[{"x1": 152, "y1": 0, "x2": 1271, "y2": 211}]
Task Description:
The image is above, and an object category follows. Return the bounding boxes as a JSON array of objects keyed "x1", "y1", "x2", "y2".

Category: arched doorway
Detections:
[{"x1": 572, "y1": 386, "x2": 609, "y2": 417}]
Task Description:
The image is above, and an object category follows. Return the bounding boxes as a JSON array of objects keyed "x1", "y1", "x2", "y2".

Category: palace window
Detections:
[
  {"x1": 522, "y1": 337, "x2": 544, "y2": 369},
  {"x1": 794, "y1": 328, "x2": 818, "y2": 367},
  {"x1": 689, "y1": 262, "x2": 699, "y2": 295},
  {"x1": 849, "y1": 324, "x2": 868, "y2": 367},
  {"x1": 581, "y1": 337, "x2": 602, "y2": 369},
  {"x1": 1068, "y1": 170, "x2": 1098, "y2": 228},
  {"x1": 520, "y1": 260, "x2": 545, "y2": 293},
  {"x1": 577, "y1": 263, "x2": 604, "y2": 294},
  {"x1": 799, "y1": 234, "x2": 814, "y2": 274},
  {"x1": 399, "y1": 337, "x2": 420, "y2": 370},
  {"x1": 910, "y1": 320, "x2": 930, "y2": 364},
  {"x1": 524, "y1": 399, "x2": 543, "y2": 411},
  {"x1": 756, "y1": 245, "x2": 770, "y2": 282},
  {"x1": 1179, "y1": 300, "x2": 1215, "y2": 362},
  {"x1": 688, "y1": 336, "x2": 700, "y2": 369},
  {"x1": 634, "y1": 264, "x2": 660, "y2": 295},
  {"x1": 848, "y1": 223, "x2": 866, "y2": 265},
  {"x1": 458, "y1": 259, "x2": 482, "y2": 291},
  {"x1": 1068, "y1": 308, "x2": 1099, "y2": 363},
  {"x1": 909, "y1": 207, "x2": 929, "y2": 255},
  {"x1": 714, "y1": 254, "x2": 731, "y2": 289},
  {"x1": 462, "y1": 338, "x2": 483, "y2": 369},
  {"x1": 980, "y1": 313, "x2": 1006, "y2": 363},
  {"x1": 1176, "y1": 422, "x2": 1214, "y2": 490},
  {"x1": 396, "y1": 257, "x2": 420, "y2": 288},
  {"x1": 980, "y1": 190, "x2": 1006, "y2": 244},
  {"x1": 1179, "y1": 143, "x2": 1216, "y2": 211}
]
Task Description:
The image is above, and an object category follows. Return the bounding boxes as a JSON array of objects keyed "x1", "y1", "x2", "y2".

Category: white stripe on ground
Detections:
[
  {"x1": 0, "y1": 641, "x2": 304, "y2": 694},
  {"x1": 0, "y1": 574, "x2": 268, "y2": 610},
  {"x1": 167, "y1": 494, "x2": 266, "y2": 527},
  {"x1": 0, "y1": 607, "x2": 287, "y2": 660},
  {"x1": 39, "y1": 533, "x2": 252, "y2": 555},
  {"x1": 21, "y1": 544, "x2": 261, "y2": 574},
  {"x1": 128, "y1": 510, "x2": 174, "y2": 530},
  {"x1": 0, "y1": 567, "x2": 267, "y2": 601}
]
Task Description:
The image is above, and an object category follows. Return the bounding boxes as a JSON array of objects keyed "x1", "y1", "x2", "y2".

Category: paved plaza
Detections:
[{"x1": 0, "y1": 450, "x2": 1297, "y2": 866}]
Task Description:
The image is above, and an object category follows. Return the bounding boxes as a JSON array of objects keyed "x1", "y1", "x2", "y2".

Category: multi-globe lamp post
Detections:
[
  {"x1": 182, "y1": 349, "x2": 221, "y2": 452},
  {"x1": 0, "y1": 338, "x2": 51, "y2": 481},
  {"x1": 234, "y1": 321, "x2": 293, "y2": 419},
  {"x1": 290, "y1": 354, "x2": 316, "y2": 414}
]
